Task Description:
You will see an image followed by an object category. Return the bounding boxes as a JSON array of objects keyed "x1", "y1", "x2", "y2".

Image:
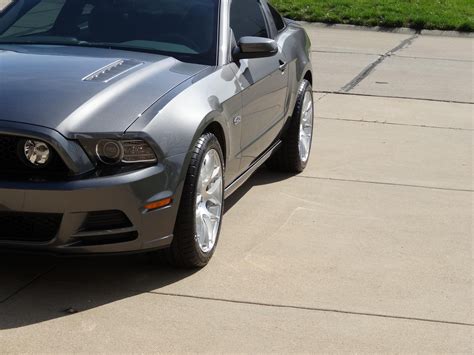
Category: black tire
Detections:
[
  {"x1": 157, "y1": 133, "x2": 225, "y2": 268},
  {"x1": 267, "y1": 80, "x2": 314, "y2": 173}
]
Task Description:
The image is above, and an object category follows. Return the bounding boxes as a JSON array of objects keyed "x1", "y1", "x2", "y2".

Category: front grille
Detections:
[
  {"x1": 80, "y1": 210, "x2": 133, "y2": 232},
  {"x1": 0, "y1": 212, "x2": 63, "y2": 242},
  {"x1": 0, "y1": 135, "x2": 69, "y2": 178}
]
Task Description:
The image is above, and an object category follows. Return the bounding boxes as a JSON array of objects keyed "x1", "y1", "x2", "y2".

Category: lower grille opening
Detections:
[
  {"x1": 73, "y1": 231, "x2": 138, "y2": 246},
  {"x1": 0, "y1": 212, "x2": 62, "y2": 242},
  {"x1": 73, "y1": 210, "x2": 137, "y2": 246},
  {"x1": 80, "y1": 210, "x2": 133, "y2": 232}
]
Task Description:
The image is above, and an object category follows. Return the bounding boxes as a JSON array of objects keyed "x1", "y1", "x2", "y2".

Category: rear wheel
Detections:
[
  {"x1": 267, "y1": 80, "x2": 314, "y2": 173},
  {"x1": 158, "y1": 133, "x2": 224, "y2": 268}
]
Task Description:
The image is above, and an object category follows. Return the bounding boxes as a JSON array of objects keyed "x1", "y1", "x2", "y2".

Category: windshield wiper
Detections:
[
  {"x1": 75, "y1": 41, "x2": 166, "y2": 54},
  {"x1": 0, "y1": 38, "x2": 158, "y2": 54},
  {"x1": 0, "y1": 36, "x2": 80, "y2": 45},
  {"x1": 74, "y1": 41, "x2": 195, "y2": 60}
]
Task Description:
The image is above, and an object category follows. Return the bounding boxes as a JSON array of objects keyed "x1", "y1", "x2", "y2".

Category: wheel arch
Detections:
[
  {"x1": 202, "y1": 121, "x2": 227, "y2": 166},
  {"x1": 303, "y1": 70, "x2": 313, "y2": 86},
  {"x1": 172, "y1": 113, "x2": 230, "y2": 198}
]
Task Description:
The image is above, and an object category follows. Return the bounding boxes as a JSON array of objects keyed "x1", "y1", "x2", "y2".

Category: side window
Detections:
[
  {"x1": 3, "y1": 0, "x2": 66, "y2": 37},
  {"x1": 268, "y1": 4, "x2": 286, "y2": 32},
  {"x1": 230, "y1": 0, "x2": 269, "y2": 41}
]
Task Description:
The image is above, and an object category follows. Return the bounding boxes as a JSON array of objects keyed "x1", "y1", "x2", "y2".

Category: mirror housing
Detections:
[{"x1": 232, "y1": 36, "x2": 278, "y2": 61}]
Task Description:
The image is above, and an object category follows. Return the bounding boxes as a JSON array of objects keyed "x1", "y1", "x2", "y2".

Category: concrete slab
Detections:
[
  {"x1": 396, "y1": 36, "x2": 474, "y2": 62},
  {"x1": 1, "y1": 171, "x2": 470, "y2": 327},
  {"x1": 0, "y1": 292, "x2": 471, "y2": 353},
  {"x1": 352, "y1": 56, "x2": 474, "y2": 103},
  {"x1": 316, "y1": 93, "x2": 473, "y2": 130},
  {"x1": 312, "y1": 52, "x2": 380, "y2": 92},
  {"x1": 307, "y1": 119, "x2": 472, "y2": 191},
  {"x1": 166, "y1": 175, "x2": 471, "y2": 324},
  {"x1": 303, "y1": 25, "x2": 412, "y2": 55}
]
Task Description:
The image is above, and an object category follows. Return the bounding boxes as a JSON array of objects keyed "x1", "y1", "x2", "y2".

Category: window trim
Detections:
[
  {"x1": 257, "y1": 0, "x2": 272, "y2": 39},
  {"x1": 266, "y1": 2, "x2": 287, "y2": 34}
]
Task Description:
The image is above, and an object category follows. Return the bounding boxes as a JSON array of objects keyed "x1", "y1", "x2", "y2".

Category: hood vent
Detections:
[{"x1": 82, "y1": 59, "x2": 143, "y2": 83}]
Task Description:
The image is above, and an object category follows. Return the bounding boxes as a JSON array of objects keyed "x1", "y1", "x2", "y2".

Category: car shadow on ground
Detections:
[
  {"x1": 225, "y1": 167, "x2": 296, "y2": 212},
  {"x1": 0, "y1": 167, "x2": 296, "y2": 330}
]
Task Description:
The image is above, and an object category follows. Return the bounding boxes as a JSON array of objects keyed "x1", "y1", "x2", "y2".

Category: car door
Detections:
[{"x1": 230, "y1": 0, "x2": 289, "y2": 171}]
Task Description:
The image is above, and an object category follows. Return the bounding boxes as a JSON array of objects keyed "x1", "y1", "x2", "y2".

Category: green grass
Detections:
[{"x1": 270, "y1": 0, "x2": 474, "y2": 32}]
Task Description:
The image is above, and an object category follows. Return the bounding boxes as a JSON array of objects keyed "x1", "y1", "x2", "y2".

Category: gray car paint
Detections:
[
  {"x1": 0, "y1": 0, "x2": 312, "y2": 254},
  {"x1": 0, "y1": 45, "x2": 207, "y2": 137}
]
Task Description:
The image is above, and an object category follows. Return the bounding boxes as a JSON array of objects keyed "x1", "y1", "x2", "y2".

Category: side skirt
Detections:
[{"x1": 224, "y1": 140, "x2": 282, "y2": 199}]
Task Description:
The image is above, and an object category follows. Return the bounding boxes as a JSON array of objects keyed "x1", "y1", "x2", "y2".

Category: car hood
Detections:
[{"x1": 0, "y1": 45, "x2": 207, "y2": 137}]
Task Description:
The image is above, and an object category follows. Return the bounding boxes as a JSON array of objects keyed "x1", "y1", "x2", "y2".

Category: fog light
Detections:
[{"x1": 23, "y1": 140, "x2": 51, "y2": 166}]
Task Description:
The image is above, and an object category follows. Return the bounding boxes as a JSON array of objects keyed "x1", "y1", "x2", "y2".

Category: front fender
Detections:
[{"x1": 126, "y1": 64, "x2": 242, "y2": 193}]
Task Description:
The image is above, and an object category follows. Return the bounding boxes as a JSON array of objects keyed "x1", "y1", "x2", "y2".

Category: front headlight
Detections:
[
  {"x1": 121, "y1": 140, "x2": 157, "y2": 163},
  {"x1": 95, "y1": 139, "x2": 157, "y2": 165}
]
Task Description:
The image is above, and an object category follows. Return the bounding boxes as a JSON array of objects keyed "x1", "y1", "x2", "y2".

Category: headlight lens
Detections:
[
  {"x1": 121, "y1": 140, "x2": 157, "y2": 163},
  {"x1": 95, "y1": 139, "x2": 156, "y2": 165},
  {"x1": 96, "y1": 140, "x2": 123, "y2": 165}
]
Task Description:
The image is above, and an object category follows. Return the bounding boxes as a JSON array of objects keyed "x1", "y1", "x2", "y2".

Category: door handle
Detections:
[{"x1": 279, "y1": 60, "x2": 288, "y2": 72}]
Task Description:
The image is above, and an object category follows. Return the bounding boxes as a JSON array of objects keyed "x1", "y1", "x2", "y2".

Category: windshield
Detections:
[{"x1": 0, "y1": 0, "x2": 219, "y2": 65}]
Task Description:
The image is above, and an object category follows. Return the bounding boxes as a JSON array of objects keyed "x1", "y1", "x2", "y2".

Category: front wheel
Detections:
[
  {"x1": 267, "y1": 80, "x2": 314, "y2": 173},
  {"x1": 158, "y1": 133, "x2": 224, "y2": 268}
]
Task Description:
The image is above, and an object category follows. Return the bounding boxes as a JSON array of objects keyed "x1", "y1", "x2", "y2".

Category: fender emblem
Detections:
[{"x1": 233, "y1": 116, "x2": 242, "y2": 126}]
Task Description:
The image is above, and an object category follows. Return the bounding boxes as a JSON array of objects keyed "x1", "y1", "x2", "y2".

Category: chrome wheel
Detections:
[
  {"x1": 298, "y1": 91, "x2": 314, "y2": 163},
  {"x1": 195, "y1": 149, "x2": 223, "y2": 253}
]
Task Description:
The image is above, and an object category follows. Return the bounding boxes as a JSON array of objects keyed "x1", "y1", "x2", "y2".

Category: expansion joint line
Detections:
[
  {"x1": 340, "y1": 34, "x2": 419, "y2": 92},
  {"x1": 0, "y1": 265, "x2": 56, "y2": 304}
]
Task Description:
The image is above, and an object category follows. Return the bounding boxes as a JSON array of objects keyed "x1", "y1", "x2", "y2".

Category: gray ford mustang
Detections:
[{"x1": 0, "y1": 0, "x2": 313, "y2": 267}]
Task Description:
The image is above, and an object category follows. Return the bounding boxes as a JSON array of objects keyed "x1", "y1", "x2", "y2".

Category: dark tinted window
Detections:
[
  {"x1": 0, "y1": 0, "x2": 219, "y2": 65},
  {"x1": 2, "y1": 0, "x2": 66, "y2": 37},
  {"x1": 230, "y1": 0, "x2": 268, "y2": 40},
  {"x1": 268, "y1": 3, "x2": 285, "y2": 32}
]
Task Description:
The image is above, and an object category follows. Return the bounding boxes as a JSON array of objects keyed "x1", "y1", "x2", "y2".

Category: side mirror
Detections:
[{"x1": 232, "y1": 36, "x2": 278, "y2": 61}]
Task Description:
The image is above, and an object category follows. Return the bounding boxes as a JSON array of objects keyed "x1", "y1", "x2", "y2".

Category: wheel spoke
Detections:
[
  {"x1": 202, "y1": 213, "x2": 211, "y2": 248},
  {"x1": 207, "y1": 177, "x2": 222, "y2": 200},
  {"x1": 195, "y1": 205, "x2": 206, "y2": 245},
  {"x1": 210, "y1": 165, "x2": 221, "y2": 182},
  {"x1": 304, "y1": 96, "x2": 312, "y2": 114}
]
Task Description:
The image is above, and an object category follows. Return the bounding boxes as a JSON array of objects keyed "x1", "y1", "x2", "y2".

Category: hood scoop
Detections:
[{"x1": 82, "y1": 59, "x2": 143, "y2": 83}]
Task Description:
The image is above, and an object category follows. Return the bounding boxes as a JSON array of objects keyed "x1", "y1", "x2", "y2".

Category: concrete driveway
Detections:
[{"x1": 0, "y1": 26, "x2": 473, "y2": 353}]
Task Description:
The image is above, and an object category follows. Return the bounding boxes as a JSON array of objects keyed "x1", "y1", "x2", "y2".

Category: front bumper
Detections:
[{"x1": 0, "y1": 165, "x2": 182, "y2": 254}]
